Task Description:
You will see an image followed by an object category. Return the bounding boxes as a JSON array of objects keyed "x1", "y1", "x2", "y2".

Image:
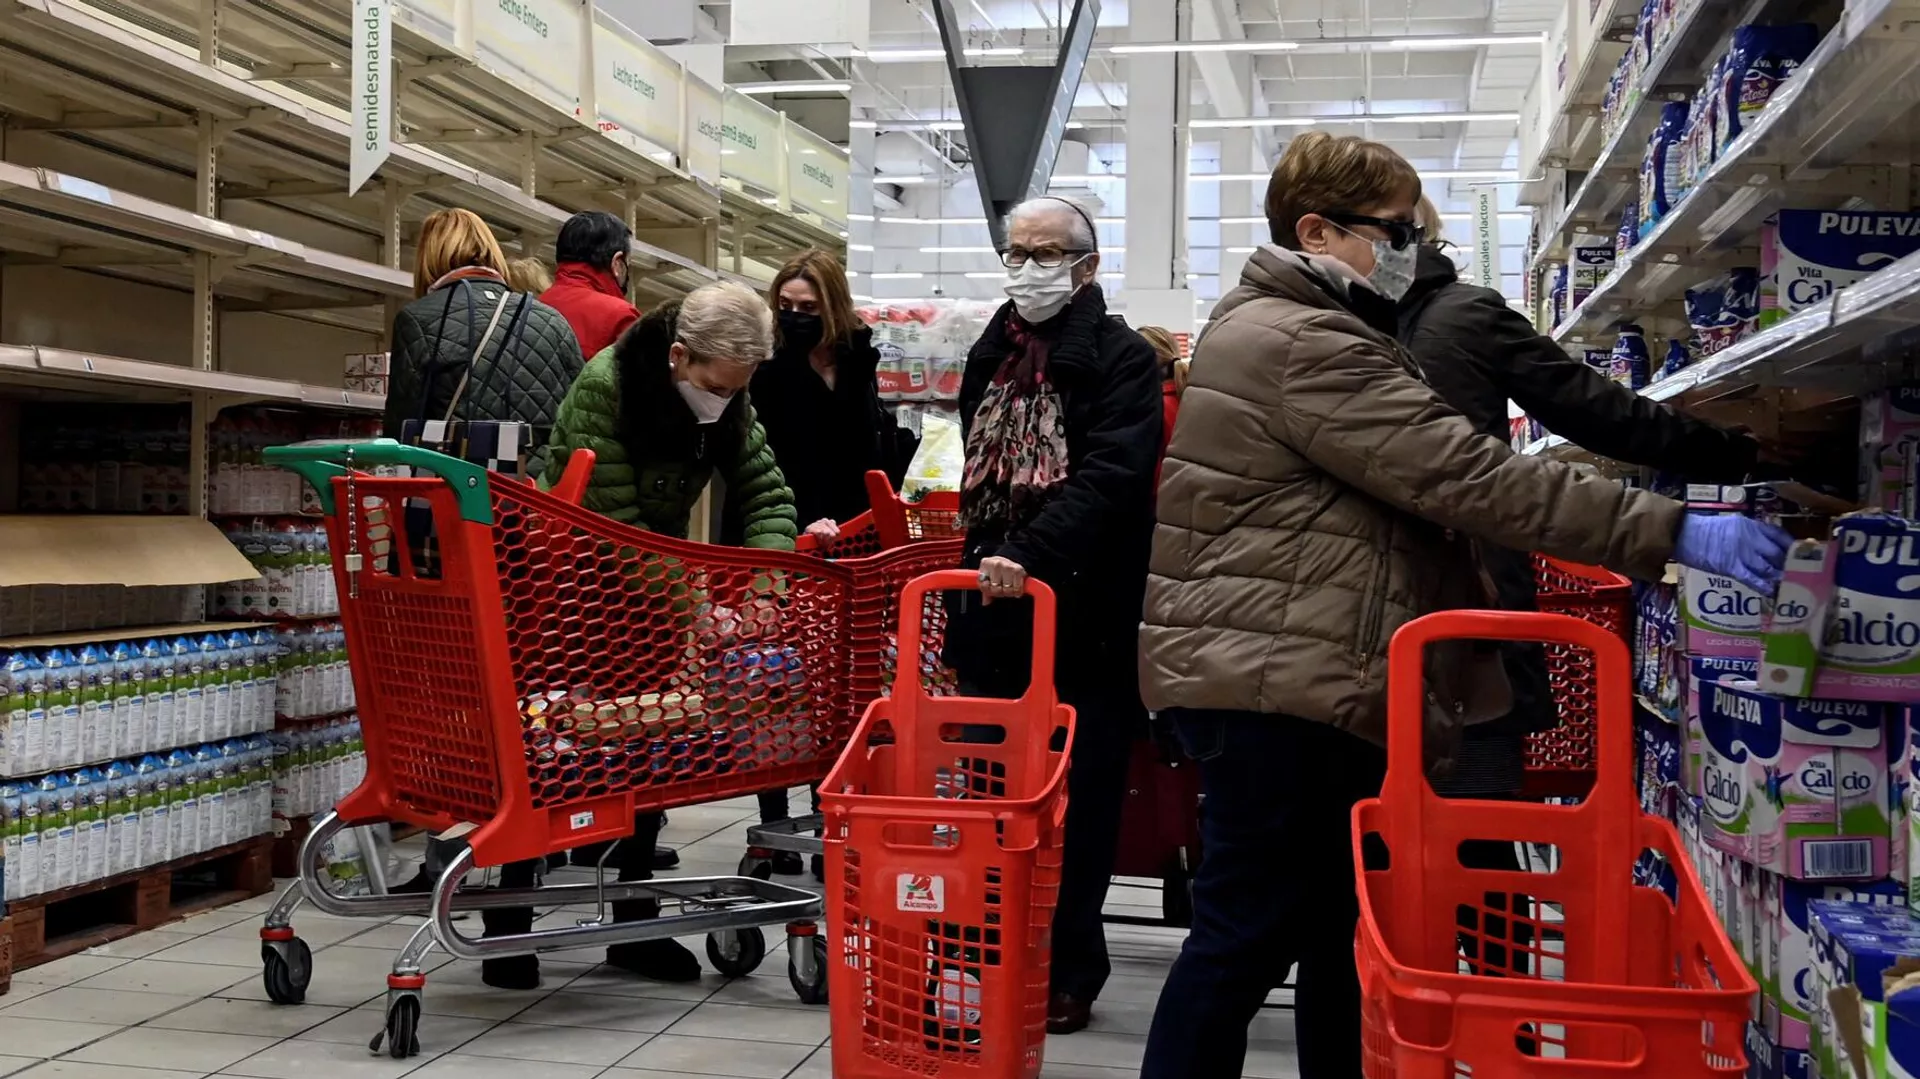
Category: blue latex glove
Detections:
[{"x1": 1673, "y1": 514, "x2": 1793, "y2": 594}]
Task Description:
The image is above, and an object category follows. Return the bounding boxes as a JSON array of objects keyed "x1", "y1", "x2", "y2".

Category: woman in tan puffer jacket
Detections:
[{"x1": 1137, "y1": 132, "x2": 1789, "y2": 1079}]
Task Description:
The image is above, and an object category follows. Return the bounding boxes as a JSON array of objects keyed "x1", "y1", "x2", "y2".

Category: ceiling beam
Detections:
[{"x1": 1188, "y1": 0, "x2": 1280, "y2": 161}]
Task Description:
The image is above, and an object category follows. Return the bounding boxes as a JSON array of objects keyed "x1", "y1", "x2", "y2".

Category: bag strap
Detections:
[
  {"x1": 438, "y1": 289, "x2": 513, "y2": 425},
  {"x1": 467, "y1": 294, "x2": 536, "y2": 424}
]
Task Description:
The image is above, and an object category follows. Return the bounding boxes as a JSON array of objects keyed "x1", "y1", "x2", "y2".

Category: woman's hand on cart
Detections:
[
  {"x1": 977, "y1": 555, "x2": 1028, "y2": 603},
  {"x1": 803, "y1": 518, "x2": 841, "y2": 551}
]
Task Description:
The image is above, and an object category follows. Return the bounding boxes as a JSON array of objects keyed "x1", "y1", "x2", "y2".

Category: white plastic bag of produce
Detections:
[{"x1": 903, "y1": 413, "x2": 964, "y2": 501}]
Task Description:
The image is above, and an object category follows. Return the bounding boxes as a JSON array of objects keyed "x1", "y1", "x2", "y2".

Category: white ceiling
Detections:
[{"x1": 713, "y1": 0, "x2": 1550, "y2": 305}]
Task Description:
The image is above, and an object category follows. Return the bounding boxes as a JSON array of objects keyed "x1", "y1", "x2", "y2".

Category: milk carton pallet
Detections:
[{"x1": 0, "y1": 833, "x2": 272, "y2": 989}]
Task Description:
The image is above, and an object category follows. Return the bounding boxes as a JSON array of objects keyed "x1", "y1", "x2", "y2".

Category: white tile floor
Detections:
[{"x1": 0, "y1": 793, "x2": 1301, "y2": 1078}]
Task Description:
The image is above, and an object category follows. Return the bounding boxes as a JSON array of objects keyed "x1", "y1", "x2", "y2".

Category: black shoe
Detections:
[
  {"x1": 771, "y1": 850, "x2": 804, "y2": 875},
  {"x1": 810, "y1": 853, "x2": 825, "y2": 882},
  {"x1": 652, "y1": 846, "x2": 680, "y2": 870},
  {"x1": 481, "y1": 955, "x2": 541, "y2": 990},
  {"x1": 606, "y1": 938, "x2": 702, "y2": 982},
  {"x1": 389, "y1": 869, "x2": 434, "y2": 895}
]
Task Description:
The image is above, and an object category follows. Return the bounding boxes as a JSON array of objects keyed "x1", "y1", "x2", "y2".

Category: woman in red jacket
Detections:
[{"x1": 1137, "y1": 326, "x2": 1186, "y2": 472}]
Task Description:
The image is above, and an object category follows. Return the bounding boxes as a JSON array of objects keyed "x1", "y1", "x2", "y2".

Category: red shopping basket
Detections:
[
  {"x1": 267, "y1": 441, "x2": 861, "y2": 871},
  {"x1": 1522, "y1": 556, "x2": 1633, "y2": 799},
  {"x1": 798, "y1": 471, "x2": 962, "y2": 557},
  {"x1": 820, "y1": 570, "x2": 1075, "y2": 1079},
  {"x1": 1353, "y1": 610, "x2": 1754, "y2": 1079}
]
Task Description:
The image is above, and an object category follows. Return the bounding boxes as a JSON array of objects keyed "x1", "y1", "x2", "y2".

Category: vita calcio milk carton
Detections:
[
  {"x1": 1773, "y1": 516, "x2": 1920, "y2": 703},
  {"x1": 1693, "y1": 678, "x2": 1890, "y2": 880}
]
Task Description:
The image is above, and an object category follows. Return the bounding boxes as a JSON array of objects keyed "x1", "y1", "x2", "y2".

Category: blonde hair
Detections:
[
  {"x1": 413, "y1": 208, "x2": 508, "y2": 296},
  {"x1": 1137, "y1": 326, "x2": 1181, "y2": 368},
  {"x1": 1264, "y1": 131, "x2": 1421, "y2": 249},
  {"x1": 1416, "y1": 195, "x2": 1445, "y2": 241},
  {"x1": 506, "y1": 256, "x2": 553, "y2": 294},
  {"x1": 677, "y1": 281, "x2": 774, "y2": 367}
]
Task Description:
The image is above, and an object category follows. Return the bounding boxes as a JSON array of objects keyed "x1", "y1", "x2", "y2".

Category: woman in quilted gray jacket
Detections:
[{"x1": 383, "y1": 208, "x2": 583, "y2": 476}]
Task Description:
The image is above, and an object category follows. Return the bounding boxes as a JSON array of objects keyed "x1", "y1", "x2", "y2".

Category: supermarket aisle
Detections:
[{"x1": 0, "y1": 792, "x2": 1301, "y2": 1079}]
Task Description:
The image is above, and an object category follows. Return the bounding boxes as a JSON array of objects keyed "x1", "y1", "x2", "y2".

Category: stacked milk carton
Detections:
[
  {"x1": 269, "y1": 718, "x2": 366, "y2": 833},
  {"x1": 1806, "y1": 899, "x2": 1920, "y2": 1079},
  {"x1": 0, "y1": 736, "x2": 276, "y2": 900}
]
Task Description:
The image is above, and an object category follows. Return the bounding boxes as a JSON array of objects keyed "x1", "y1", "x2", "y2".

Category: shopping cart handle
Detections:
[{"x1": 264, "y1": 439, "x2": 493, "y2": 523}]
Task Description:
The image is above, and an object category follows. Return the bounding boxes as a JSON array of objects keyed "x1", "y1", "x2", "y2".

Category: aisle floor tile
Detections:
[
  {"x1": 142, "y1": 997, "x2": 347, "y2": 1038},
  {"x1": 0, "y1": 1017, "x2": 126, "y2": 1058},
  {"x1": 510, "y1": 989, "x2": 695, "y2": 1032},
  {"x1": 219, "y1": 1036, "x2": 446, "y2": 1078},
  {"x1": 13, "y1": 1063, "x2": 204, "y2": 1078},
  {"x1": 1, "y1": 987, "x2": 198, "y2": 1027},
  {"x1": 407, "y1": 1054, "x2": 604, "y2": 1078},
  {"x1": 295, "y1": 1004, "x2": 496, "y2": 1048},
  {"x1": 456, "y1": 1020, "x2": 654, "y2": 1065},
  {"x1": 614, "y1": 1033, "x2": 812, "y2": 1077},
  {"x1": 81, "y1": 931, "x2": 199, "y2": 961},
  {"x1": 77, "y1": 957, "x2": 261, "y2": 998},
  {"x1": 661, "y1": 1001, "x2": 828, "y2": 1045},
  {"x1": 8, "y1": 954, "x2": 130, "y2": 988},
  {"x1": 63, "y1": 1025, "x2": 280, "y2": 1071}
]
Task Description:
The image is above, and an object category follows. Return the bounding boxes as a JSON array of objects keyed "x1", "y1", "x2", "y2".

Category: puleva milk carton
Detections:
[
  {"x1": 1762, "y1": 538, "x2": 1843, "y2": 698},
  {"x1": 1767, "y1": 875, "x2": 1905, "y2": 1050},
  {"x1": 1693, "y1": 678, "x2": 1890, "y2": 880},
  {"x1": 1807, "y1": 516, "x2": 1920, "y2": 702},
  {"x1": 1683, "y1": 556, "x2": 1770, "y2": 658},
  {"x1": 1687, "y1": 656, "x2": 1760, "y2": 798},
  {"x1": 1762, "y1": 210, "x2": 1920, "y2": 329}
]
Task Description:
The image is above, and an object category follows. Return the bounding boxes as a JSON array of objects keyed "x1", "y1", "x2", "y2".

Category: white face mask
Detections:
[
  {"x1": 1333, "y1": 224, "x2": 1417, "y2": 302},
  {"x1": 674, "y1": 377, "x2": 732, "y2": 424},
  {"x1": 1003, "y1": 256, "x2": 1086, "y2": 324}
]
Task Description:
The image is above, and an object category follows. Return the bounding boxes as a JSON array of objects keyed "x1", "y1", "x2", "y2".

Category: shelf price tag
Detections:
[{"x1": 350, "y1": 0, "x2": 392, "y2": 196}]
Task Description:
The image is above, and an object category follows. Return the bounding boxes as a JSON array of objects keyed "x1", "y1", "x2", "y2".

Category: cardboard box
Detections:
[
  {"x1": 343, "y1": 352, "x2": 390, "y2": 377},
  {"x1": 1768, "y1": 876, "x2": 1907, "y2": 1050},
  {"x1": 343, "y1": 375, "x2": 388, "y2": 396},
  {"x1": 1809, "y1": 899, "x2": 1920, "y2": 1079},
  {"x1": 1692, "y1": 679, "x2": 1891, "y2": 880}
]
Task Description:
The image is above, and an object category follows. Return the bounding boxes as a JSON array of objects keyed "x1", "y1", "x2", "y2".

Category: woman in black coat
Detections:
[{"x1": 743, "y1": 249, "x2": 917, "y2": 867}]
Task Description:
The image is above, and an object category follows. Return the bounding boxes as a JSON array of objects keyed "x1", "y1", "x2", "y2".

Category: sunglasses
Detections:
[{"x1": 1321, "y1": 212, "x2": 1427, "y2": 251}]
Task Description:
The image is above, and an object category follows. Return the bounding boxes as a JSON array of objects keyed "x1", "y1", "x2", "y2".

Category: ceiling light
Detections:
[
  {"x1": 734, "y1": 80, "x2": 851, "y2": 94},
  {"x1": 1217, "y1": 216, "x2": 1266, "y2": 225},
  {"x1": 963, "y1": 271, "x2": 1006, "y2": 279},
  {"x1": 1365, "y1": 112, "x2": 1521, "y2": 124},
  {"x1": 1111, "y1": 40, "x2": 1299, "y2": 54},
  {"x1": 1425, "y1": 169, "x2": 1522, "y2": 180},
  {"x1": 849, "y1": 243, "x2": 875, "y2": 252},
  {"x1": 853, "y1": 294, "x2": 874, "y2": 302},
  {"x1": 1190, "y1": 173, "x2": 1269, "y2": 182},
  {"x1": 849, "y1": 213, "x2": 875, "y2": 221},
  {"x1": 920, "y1": 246, "x2": 996, "y2": 253},
  {"x1": 1048, "y1": 174, "x2": 1123, "y2": 184},
  {"x1": 869, "y1": 272, "x2": 926, "y2": 280},
  {"x1": 1380, "y1": 34, "x2": 1546, "y2": 49},
  {"x1": 847, "y1": 270, "x2": 860, "y2": 277},
  {"x1": 849, "y1": 120, "x2": 878, "y2": 130},
  {"x1": 1188, "y1": 117, "x2": 1318, "y2": 129},
  {"x1": 1225, "y1": 246, "x2": 1257, "y2": 253},
  {"x1": 855, "y1": 45, "x2": 1027, "y2": 61},
  {"x1": 873, "y1": 175, "x2": 936, "y2": 185}
]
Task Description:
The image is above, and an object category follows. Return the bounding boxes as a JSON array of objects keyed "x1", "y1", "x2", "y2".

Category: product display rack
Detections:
[{"x1": 0, "y1": 0, "x2": 849, "y2": 990}]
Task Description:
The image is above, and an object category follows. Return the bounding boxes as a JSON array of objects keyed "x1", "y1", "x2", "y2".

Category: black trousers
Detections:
[
  {"x1": 483, "y1": 811, "x2": 666, "y2": 939},
  {"x1": 956, "y1": 675, "x2": 1138, "y2": 1003},
  {"x1": 1142, "y1": 710, "x2": 1387, "y2": 1079},
  {"x1": 756, "y1": 784, "x2": 821, "y2": 824}
]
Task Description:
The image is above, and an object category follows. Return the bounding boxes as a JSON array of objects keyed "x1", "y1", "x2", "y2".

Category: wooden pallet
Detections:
[{"x1": 0, "y1": 836, "x2": 274, "y2": 989}]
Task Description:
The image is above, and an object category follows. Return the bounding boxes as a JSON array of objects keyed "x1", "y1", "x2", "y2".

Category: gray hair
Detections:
[
  {"x1": 1009, "y1": 196, "x2": 1097, "y2": 251},
  {"x1": 677, "y1": 280, "x2": 774, "y2": 366}
]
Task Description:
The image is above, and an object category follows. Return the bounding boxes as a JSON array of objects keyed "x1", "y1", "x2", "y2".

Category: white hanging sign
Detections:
[
  {"x1": 350, "y1": 0, "x2": 391, "y2": 196},
  {"x1": 1472, "y1": 187, "x2": 1501, "y2": 292}
]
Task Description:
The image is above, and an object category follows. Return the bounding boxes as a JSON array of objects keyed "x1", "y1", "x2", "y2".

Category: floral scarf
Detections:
[{"x1": 959, "y1": 316, "x2": 1070, "y2": 531}]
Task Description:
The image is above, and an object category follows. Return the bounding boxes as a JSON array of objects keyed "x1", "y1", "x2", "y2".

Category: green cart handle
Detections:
[{"x1": 264, "y1": 439, "x2": 493, "y2": 524}]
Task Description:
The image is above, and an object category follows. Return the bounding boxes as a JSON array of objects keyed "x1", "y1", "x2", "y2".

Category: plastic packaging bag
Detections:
[{"x1": 903, "y1": 413, "x2": 964, "y2": 501}]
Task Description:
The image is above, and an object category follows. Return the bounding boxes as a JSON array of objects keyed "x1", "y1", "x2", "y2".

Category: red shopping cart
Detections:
[
  {"x1": 795, "y1": 471, "x2": 963, "y2": 558},
  {"x1": 1353, "y1": 610, "x2": 1754, "y2": 1079},
  {"x1": 255, "y1": 441, "x2": 857, "y2": 1056},
  {"x1": 820, "y1": 570, "x2": 1074, "y2": 1079},
  {"x1": 1522, "y1": 557, "x2": 1634, "y2": 799}
]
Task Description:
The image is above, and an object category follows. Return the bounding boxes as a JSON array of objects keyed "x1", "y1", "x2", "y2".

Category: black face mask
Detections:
[{"x1": 778, "y1": 309, "x2": 824, "y2": 352}]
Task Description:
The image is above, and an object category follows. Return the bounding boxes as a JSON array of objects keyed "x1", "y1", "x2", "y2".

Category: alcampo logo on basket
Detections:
[
  {"x1": 612, "y1": 63, "x2": 656, "y2": 100},
  {"x1": 897, "y1": 872, "x2": 944, "y2": 913},
  {"x1": 499, "y1": 0, "x2": 548, "y2": 38}
]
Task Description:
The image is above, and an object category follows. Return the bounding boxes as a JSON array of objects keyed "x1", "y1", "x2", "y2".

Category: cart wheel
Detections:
[
  {"x1": 260, "y1": 937, "x2": 313, "y2": 1005},
  {"x1": 1161, "y1": 858, "x2": 1196, "y2": 929},
  {"x1": 738, "y1": 854, "x2": 773, "y2": 881},
  {"x1": 788, "y1": 935, "x2": 829, "y2": 1005},
  {"x1": 707, "y1": 927, "x2": 768, "y2": 978},
  {"x1": 370, "y1": 994, "x2": 422, "y2": 1059}
]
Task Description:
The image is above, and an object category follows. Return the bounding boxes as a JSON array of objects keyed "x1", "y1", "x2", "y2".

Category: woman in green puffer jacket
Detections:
[
  {"x1": 471, "y1": 281, "x2": 797, "y2": 995},
  {"x1": 543, "y1": 279, "x2": 799, "y2": 548}
]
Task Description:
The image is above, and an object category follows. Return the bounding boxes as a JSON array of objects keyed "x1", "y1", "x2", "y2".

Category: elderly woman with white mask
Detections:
[{"x1": 942, "y1": 195, "x2": 1163, "y2": 1035}]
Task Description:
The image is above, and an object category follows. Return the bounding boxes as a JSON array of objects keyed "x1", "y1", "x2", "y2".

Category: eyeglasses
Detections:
[
  {"x1": 1321, "y1": 212, "x2": 1427, "y2": 251},
  {"x1": 1000, "y1": 246, "x2": 1092, "y2": 269}
]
